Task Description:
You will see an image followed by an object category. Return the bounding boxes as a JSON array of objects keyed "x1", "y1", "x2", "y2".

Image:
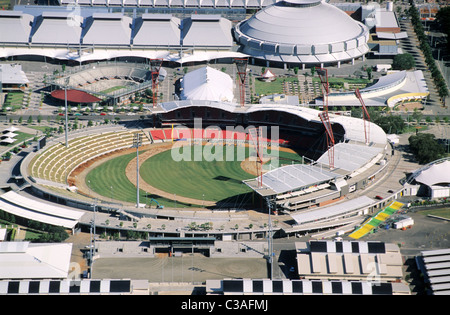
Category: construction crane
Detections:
[
  {"x1": 315, "y1": 67, "x2": 335, "y2": 170},
  {"x1": 149, "y1": 58, "x2": 163, "y2": 108},
  {"x1": 234, "y1": 58, "x2": 248, "y2": 107},
  {"x1": 355, "y1": 88, "x2": 371, "y2": 145}
]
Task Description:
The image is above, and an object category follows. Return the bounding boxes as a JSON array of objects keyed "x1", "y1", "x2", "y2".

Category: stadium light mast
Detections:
[
  {"x1": 316, "y1": 67, "x2": 335, "y2": 170},
  {"x1": 149, "y1": 58, "x2": 163, "y2": 108},
  {"x1": 133, "y1": 133, "x2": 142, "y2": 208},
  {"x1": 265, "y1": 197, "x2": 274, "y2": 280},
  {"x1": 355, "y1": 88, "x2": 371, "y2": 145},
  {"x1": 235, "y1": 58, "x2": 248, "y2": 107},
  {"x1": 249, "y1": 127, "x2": 263, "y2": 188},
  {"x1": 64, "y1": 77, "x2": 70, "y2": 148}
]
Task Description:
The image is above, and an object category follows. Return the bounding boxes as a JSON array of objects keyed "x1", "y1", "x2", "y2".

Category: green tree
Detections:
[
  {"x1": 366, "y1": 66, "x2": 373, "y2": 80},
  {"x1": 392, "y1": 53, "x2": 415, "y2": 70},
  {"x1": 373, "y1": 115, "x2": 406, "y2": 134},
  {"x1": 412, "y1": 108, "x2": 423, "y2": 124},
  {"x1": 408, "y1": 133, "x2": 445, "y2": 164}
]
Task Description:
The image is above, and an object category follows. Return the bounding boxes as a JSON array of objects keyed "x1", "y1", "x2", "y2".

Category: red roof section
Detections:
[{"x1": 51, "y1": 89, "x2": 101, "y2": 104}]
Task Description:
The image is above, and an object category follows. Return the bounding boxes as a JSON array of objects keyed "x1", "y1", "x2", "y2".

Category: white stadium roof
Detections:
[
  {"x1": 181, "y1": 66, "x2": 234, "y2": 102},
  {"x1": 291, "y1": 195, "x2": 374, "y2": 225},
  {"x1": 234, "y1": 0, "x2": 369, "y2": 64},
  {"x1": 317, "y1": 142, "x2": 384, "y2": 172},
  {"x1": 0, "y1": 11, "x2": 33, "y2": 44},
  {"x1": 0, "y1": 242, "x2": 72, "y2": 279},
  {"x1": 132, "y1": 14, "x2": 181, "y2": 47},
  {"x1": 82, "y1": 13, "x2": 132, "y2": 46},
  {"x1": 181, "y1": 15, "x2": 233, "y2": 48},
  {"x1": 0, "y1": 64, "x2": 29, "y2": 85},
  {"x1": 0, "y1": 191, "x2": 84, "y2": 229},
  {"x1": 317, "y1": 70, "x2": 429, "y2": 108},
  {"x1": 248, "y1": 163, "x2": 340, "y2": 195},
  {"x1": 0, "y1": 10, "x2": 237, "y2": 63},
  {"x1": 414, "y1": 160, "x2": 450, "y2": 187},
  {"x1": 30, "y1": 12, "x2": 83, "y2": 45},
  {"x1": 59, "y1": 0, "x2": 278, "y2": 7}
]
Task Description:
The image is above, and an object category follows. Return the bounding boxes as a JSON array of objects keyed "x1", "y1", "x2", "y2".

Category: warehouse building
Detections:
[
  {"x1": 295, "y1": 240, "x2": 404, "y2": 282},
  {"x1": 416, "y1": 248, "x2": 450, "y2": 295}
]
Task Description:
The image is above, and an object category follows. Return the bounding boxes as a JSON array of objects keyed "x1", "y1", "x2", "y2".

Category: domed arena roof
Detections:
[{"x1": 234, "y1": 0, "x2": 370, "y2": 64}]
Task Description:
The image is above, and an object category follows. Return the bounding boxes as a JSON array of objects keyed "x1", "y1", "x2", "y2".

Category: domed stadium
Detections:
[{"x1": 233, "y1": 0, "x2": 370, "y2": 67}]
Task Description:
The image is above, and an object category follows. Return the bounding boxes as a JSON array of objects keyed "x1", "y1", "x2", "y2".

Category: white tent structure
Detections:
[
  {"x1": 261, "y1": 68, "x2": 276, "y2": 82},
  {"x1": 180, "y1": 66, "x2": 234, "y2": 103},
  {"x1": 4, "y1": 126, "x2": 19, "y2": 133},
  {"x1": 0, "y1": 137, "x2": 15, "y2": 144}
]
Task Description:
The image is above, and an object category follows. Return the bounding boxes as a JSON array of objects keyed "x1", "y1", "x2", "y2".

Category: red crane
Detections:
[
  {"x1": 235, "y1": 58, "x2": 248, "y2": 107},
  {"x1": 315, "y1": 67, "x2": 335, "y2": 170},
  {"x1": 355, "y1": 88, "x2": 371, "y2": 145},
  {"x1": 149, "y1": 58, "x2": 163, "y2": 108}
]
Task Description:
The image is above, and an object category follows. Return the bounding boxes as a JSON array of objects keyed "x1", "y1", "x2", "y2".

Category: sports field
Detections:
[
  {"x1": 85, "y1": 144, "x2": 303, "y2": 208},
  {"x1": 140, "y1": 145, "x2": 255, "y2": 203},
  {"x1": 85, "y1": 150, "x2": 192, "y2": 208}
]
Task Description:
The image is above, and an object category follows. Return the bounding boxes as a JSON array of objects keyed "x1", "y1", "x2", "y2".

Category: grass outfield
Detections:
[
  {"x1": 140, "y1": 145, "x2": 255, "y2": 203},
  {"x1": 85, "y1": 150, "x2": 193, "y2": 208},
  {"x1": 85, "y1": 145, "x2": 303, "y2": 208}
]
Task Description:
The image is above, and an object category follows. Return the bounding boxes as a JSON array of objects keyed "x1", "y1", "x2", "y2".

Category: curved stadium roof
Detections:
[{"x1": 234, "y1": 0, "x2": 369, "y2": 64}]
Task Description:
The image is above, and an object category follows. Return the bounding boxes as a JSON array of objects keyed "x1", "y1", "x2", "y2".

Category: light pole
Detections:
[
  {"x1": 64, "y1": 77, "x2": 70, "y2": 148},
  {"x1": 133, "y1": 133, "x2": 142, "y2": 208},
  {"x1": 266, "y1": 197, "x2": 274, "y2": 280}
]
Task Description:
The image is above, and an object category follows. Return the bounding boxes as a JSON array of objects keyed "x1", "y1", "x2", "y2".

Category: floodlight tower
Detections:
[
  {"x1": 249, "y1": 127, "x2": 264, "y2": 188},
  {"x1": 64, "y1": 76, "x2": 70, "y2": 148},
  {"x1": 265, "y1": 197, "x2": 274, "y2": 280},
  {"x1": 133, "y1": 133, "x2": 142, "y2": 208},
  {"x1": 355, "y1": 88, "x2": 371, "y2": 145},
  {"x1": 235, "y1": 58, "x2": 248, "y2": 107},
  {"x1": 149, "y1": 58, "x2": 163, "y2": 108},
  {"x1": 316, "y1": 67, "x2": 335, "y2": 170}
]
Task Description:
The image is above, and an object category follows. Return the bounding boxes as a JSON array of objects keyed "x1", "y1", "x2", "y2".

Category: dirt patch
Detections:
[
  {"x1": 395, "y1": 102, "x2": 424, "y2": 112},
  {"x1": 240, "y1": 156, "x2": 271, "y2": 176}
]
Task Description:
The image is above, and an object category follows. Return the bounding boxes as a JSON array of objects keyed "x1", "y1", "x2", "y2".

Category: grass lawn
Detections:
[
  {"x1": 419, "y1": 207, "x2": 450, "y2": 220},
  {"x1": 28, "y1": 126, "x2": 51, "y2": 133},
  {"x1": 140, "y1": 145, "x2": 255, "y2": 202},
  {"x1": 85, "y1": 145, "x2": 304, "y2": 207},
  {"x1": 85, "y1": 150, "x2": 198, "y2": 208},
  {"x1": 101, "y1": 85, "x2": 127, "y2": 94},
  {"x1": 254, "y1": 77, "x2": 298, "y2": 96},
  {"x1": 2, "y1": 92, "x2": 25, "y2": 111}
]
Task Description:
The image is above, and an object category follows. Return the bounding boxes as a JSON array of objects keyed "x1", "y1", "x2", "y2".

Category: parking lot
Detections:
[{"x1": 358, "y1": 210, "x2": 450, "y2": 257}]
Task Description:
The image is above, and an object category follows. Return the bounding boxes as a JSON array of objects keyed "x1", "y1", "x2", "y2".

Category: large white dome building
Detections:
[{"x1": 233, "y1": 0, "x2": 370, "y2": 68}]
